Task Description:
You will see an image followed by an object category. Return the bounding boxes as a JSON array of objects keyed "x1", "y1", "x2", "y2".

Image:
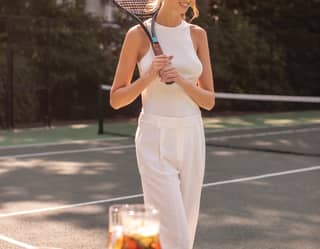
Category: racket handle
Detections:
[
  {"x1": 152, "y1": 43, "x2": 174, "y2": 85},
  {"x1": 152, "y1": 42, "x2": 163, "y2": 56}
]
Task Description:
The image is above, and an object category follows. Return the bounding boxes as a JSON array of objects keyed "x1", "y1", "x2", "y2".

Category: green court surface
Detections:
[{"x1": 0, "y1": 111, "x2": 319, "y2": 147}]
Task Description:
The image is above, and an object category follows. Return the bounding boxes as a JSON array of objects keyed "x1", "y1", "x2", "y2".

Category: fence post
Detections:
[
  {"x1": 97, "y1": 84, "x2": 104, "y2": 135},
  {"x1": 6, "y1": 17, "x2": 14, "y2": 129},
  {"x1": 45, "y1": 17, "x2": 52, "y2": 128},
  {"x1": 98, "y1": 84, "x2": 111, "y2": 135},
  {"x1": 6, "y1": 48, "x2": 14, "y2": 129}
]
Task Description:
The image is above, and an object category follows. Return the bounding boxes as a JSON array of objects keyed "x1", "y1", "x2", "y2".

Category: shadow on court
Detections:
[{"x1": 0, "y1": 112, "x2": 320, "y2": 249}]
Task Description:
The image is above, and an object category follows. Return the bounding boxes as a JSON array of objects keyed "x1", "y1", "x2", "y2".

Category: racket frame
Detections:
[
  {"x1": 111, "y1": 0, "x2": 157, "y2": 44},
  {"x1": 112, "y1": 0, "x2": 173, "y2": 84}
]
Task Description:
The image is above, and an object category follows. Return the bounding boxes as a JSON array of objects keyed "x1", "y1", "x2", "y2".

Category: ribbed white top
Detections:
[{"x1": 138, "y1": 19, "x2": 203, "y2": 117}]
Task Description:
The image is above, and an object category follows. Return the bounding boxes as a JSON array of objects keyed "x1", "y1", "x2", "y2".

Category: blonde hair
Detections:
[{"x1": 156, "y1": 0, "x2": 199, "y2": 22}]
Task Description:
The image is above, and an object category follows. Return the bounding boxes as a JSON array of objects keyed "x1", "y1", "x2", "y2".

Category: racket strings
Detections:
[{"x1": 115, "y1": 0, "x2": 159, "y2": 16}]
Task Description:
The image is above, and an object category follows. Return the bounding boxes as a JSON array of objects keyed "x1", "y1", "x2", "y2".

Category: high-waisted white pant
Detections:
[{"x1": 135, "y1": 111, "x2": 206, "y2": 249}]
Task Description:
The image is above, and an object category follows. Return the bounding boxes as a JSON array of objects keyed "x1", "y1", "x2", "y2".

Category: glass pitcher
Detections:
[
  {"x1": 106, "y1": 205, "x2": 125, "y2": 249},
  {"x1": 120, "y1": 204, "x2": 161, "y2": 249}
]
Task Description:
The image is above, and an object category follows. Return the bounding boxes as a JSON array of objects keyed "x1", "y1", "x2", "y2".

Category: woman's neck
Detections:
[{"x1": 156, "y1": 6, "x2": 183, "y2": 27}]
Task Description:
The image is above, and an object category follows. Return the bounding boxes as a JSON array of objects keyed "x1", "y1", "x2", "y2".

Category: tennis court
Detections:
[{"x1": 1, "y1": 110, "x2": 320, "y2": 249}]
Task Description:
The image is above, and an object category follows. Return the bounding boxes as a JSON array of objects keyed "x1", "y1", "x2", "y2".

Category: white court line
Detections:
[
  {"x1": 1, "y1": 123, "x2": 318, "y2": 150},
  {"x1": 1, "y1": 126, "x2": 319, "y2": 160},
  {"x1": 0, "y1": 194, "x2": 143, "y2": 218},
  {"x1": 0, "y1": 136, "x2": 128, "y2": 150},
  {"x1": 1, "y1": 165, "x2": 319, "y2": 219},
  {"x1": 0, "y1": 124, "x2": 300, "y2": 149},
  {"x1": 202, "y1": 165, "x2": 320, "y2": 187},
  {"x1": 0, "y1": 144, "x2": 135, "y2": 160},
  {"x1": 205, "y1": 123, "x2": 319, "y2": 134},
  {"x1": 206, "y1": 126, "x2": 320, "y2": 141},
  {"x1": 0, "y1": 234, "x2": 35, "y2": 249}
]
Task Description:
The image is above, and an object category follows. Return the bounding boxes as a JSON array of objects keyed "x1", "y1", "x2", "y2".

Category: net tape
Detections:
[{"x1": 216, "y1": 93, "x2": 320, "y2": 103}]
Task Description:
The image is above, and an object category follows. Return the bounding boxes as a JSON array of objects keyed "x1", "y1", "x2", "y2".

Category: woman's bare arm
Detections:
[
  {"x1": 110, "y1": 26, "x2": 172, "y2": 110},
  {"x1": 159, "y1": 26, "x2": 215, "y2": 111}
]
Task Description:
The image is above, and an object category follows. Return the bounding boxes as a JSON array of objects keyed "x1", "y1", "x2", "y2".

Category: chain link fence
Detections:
[{"x1": 0, "y1": 14, "x2": 133, "y2": 129}]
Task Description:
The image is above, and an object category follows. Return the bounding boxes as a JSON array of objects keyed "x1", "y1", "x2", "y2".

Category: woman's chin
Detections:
[{"x1": 178, "y1": 2, "x2": 190, "y2": 11}]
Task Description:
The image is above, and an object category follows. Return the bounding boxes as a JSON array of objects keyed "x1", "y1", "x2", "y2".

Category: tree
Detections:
[
  {"x1": 205, "y1": 2, "x2": 289, "y2": 94},
  {"x1": 0, "y1": 0, "x2": 117, "y2": 126},
  {"x1": 209, "y1": 0, "x2": 320, "y2": 96}
]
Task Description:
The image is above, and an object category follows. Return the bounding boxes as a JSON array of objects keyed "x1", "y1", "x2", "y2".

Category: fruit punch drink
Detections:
[{"x1": 120, "y1": 205, "x2": 161, "y2": 249}]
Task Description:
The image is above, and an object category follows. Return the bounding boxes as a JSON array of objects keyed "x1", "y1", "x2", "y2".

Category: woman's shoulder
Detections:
[
  {"x1": 124, "y1": 24, "x2": 150, "y2": 60},
  {"x1": 125, "y1": 24, "x2": 150, "y2": 44},
  {"x1": 189, "y1": 24, "x2": 207, "y2": 37},
  {"x1": 189, "y1": 24, "x2": 208, "y2": 46},
  {"x1": 126, "y1": 24, "x2": 147, "y2": 39}
]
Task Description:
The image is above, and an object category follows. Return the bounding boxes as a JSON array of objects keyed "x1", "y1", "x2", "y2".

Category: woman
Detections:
[{"x1": 110, "y1": 0, "x2": 215, "y2": 248}]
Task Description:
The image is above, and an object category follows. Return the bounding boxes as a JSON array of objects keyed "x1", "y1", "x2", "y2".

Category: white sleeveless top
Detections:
[{"x1": 137, "y1": 19, "x2": 203, "y2": 117}]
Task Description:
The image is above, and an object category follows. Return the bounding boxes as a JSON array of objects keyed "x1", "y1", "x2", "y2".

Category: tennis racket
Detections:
[{"x1": 112, "y1": 0, "x2": 174, "y2": 84}]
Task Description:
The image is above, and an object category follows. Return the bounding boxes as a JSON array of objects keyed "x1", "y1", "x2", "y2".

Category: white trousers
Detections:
[{"x1": 135, "y1": 112, "x2": 206, "y2": 249}]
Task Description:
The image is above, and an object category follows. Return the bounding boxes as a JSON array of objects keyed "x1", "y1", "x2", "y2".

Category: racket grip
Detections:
[
  {"x1": 152, "y1": 43, "x2": 174, "y2": 85},
  {"x1": 152, "y1": 42, "x2": 163, "y2": 56}
]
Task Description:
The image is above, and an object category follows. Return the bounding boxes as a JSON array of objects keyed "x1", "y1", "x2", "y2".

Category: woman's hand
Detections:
[
  {"x1": 146, "y1": 55, "x2": 173, "y2": 81},
  {"x1": 159, "y1": 63, "x2": 215, "y2": 111},
  {"x1": 159, "y1": 64, "x2": 183, "y2": 84}
]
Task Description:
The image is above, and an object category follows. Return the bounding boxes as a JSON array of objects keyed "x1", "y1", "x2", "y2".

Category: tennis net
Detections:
[{"x1": 97, "y1": 84, "x2": 320, "y2": 157}]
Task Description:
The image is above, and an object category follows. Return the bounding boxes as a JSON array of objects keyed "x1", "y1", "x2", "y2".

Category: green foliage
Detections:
[
  {"x1": 0, "y1": 0, "x2": 130, "y2": 125},
  {"x1": 204, "y1": 2, "x2": 290, "y2": 94},
  {"x1": 1, "y1": 0, "x2": 319, "y2": 127},
  {"x1": 208, "y1": 0, "x2": 320, "y2": 96}
]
